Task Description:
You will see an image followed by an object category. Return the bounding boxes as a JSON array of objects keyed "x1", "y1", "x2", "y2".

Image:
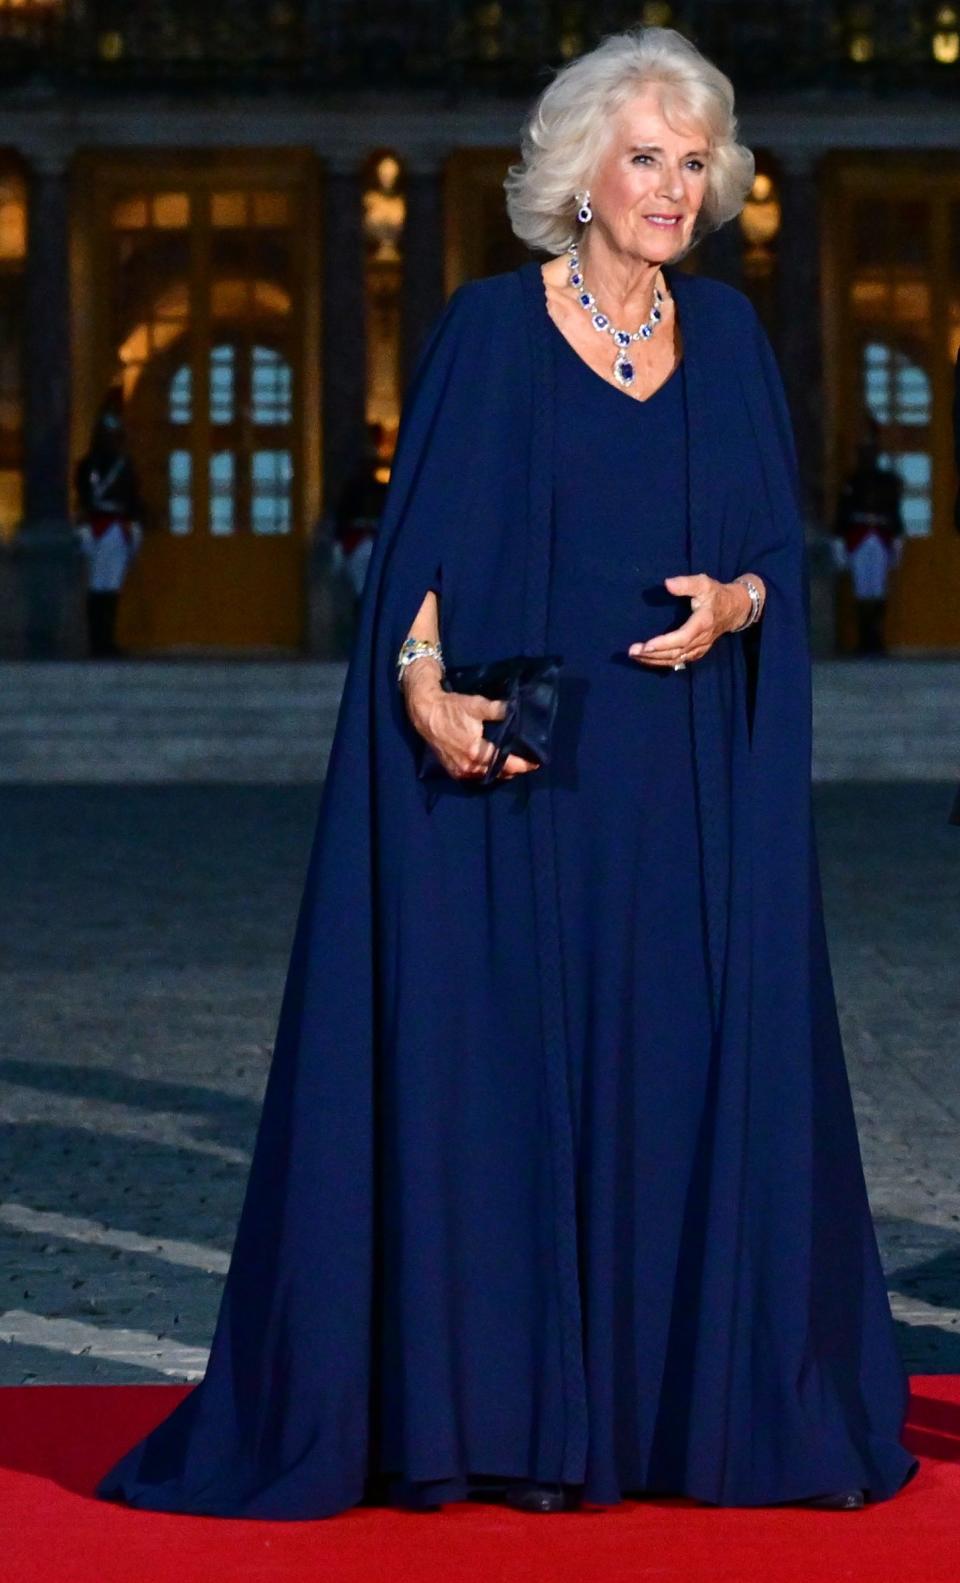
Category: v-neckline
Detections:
[{"x1": 539, "y1": 261, "x2": 684, "y2": 407}]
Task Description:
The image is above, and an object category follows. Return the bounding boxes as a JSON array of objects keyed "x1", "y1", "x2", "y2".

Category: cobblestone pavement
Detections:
[{"x1": 0, "y1": 783, "x2": 957, "y2": 1384}]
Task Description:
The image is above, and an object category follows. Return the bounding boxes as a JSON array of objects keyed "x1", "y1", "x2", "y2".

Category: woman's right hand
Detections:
[{"x1": 401, "y1": 660, "x2": 540, "y2": 780}]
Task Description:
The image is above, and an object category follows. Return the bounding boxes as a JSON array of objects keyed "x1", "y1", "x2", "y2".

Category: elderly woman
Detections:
[{"x1": 97, "y1": 27, "x2": 916, "y2": 1521}]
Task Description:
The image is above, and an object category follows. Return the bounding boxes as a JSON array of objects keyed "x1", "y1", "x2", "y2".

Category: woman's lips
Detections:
[{"x1": 644, "y1": 215, "x2": 682, "y2": 227}]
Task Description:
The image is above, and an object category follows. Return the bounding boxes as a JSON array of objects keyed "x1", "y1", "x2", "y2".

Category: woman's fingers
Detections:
[
  {"x1": 630, "y1": 609, "x2": 706, "y2": 659},
  {"x1": 423, "y1": 693, "x2": 537, "y2": 780},
  {"x1": 462, "y1": 693, "x2": 508, "y2": 718},
  {"x1": 496, "y1": 752, "x2": 541, "y2": 779}
]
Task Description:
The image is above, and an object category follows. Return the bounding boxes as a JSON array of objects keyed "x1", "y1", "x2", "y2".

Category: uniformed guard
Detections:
[
  {"x1": 832, "y1": 422, "x2": 904, "y2": 657},
  {"x1": 74, "y1": 390, "x2": 146, "y2": 659}
]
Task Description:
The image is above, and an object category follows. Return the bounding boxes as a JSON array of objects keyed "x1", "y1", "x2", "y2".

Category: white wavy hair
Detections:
[{"x1": 504, "y1": 25, "x2": 755, "y2": 259}]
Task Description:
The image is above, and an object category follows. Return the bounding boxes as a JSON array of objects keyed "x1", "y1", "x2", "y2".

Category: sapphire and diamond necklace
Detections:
[{"x1": 565, "y1": 241, "x2": 665, "y2": 389}]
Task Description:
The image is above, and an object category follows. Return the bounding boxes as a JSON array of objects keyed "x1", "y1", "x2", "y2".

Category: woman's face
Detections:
[{"x1": 586, "y1": 87, "x2": 710, "y2": 264}]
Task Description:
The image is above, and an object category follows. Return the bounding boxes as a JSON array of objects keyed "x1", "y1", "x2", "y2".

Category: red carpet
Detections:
[{"x1": 1, "y1": 1377, "x2": 958, "y2": 1582}]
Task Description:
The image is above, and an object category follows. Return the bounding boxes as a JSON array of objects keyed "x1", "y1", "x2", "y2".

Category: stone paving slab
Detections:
[
  {"x1": 0, "y1": 783, "x2": 957, "y2": 1384},
  {"x1": 0, "y1": 658, "x2": 956, "y2": 781}
]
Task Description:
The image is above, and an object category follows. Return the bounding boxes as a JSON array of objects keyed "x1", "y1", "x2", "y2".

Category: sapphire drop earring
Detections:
[{"x1": 576, "y1": 190, "x2": 592, "y2": 224}]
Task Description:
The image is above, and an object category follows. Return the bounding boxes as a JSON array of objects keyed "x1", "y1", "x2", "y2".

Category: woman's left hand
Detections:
[{"x1": 628, "y1": 573, "x2": 754, "y2": 668}]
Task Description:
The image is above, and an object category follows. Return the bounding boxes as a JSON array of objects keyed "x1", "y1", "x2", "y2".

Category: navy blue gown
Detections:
[
  {"x1": 96, "y1": 263, "x2": 915, "y2": 1519},
  {"x1": 547, "y1": 332, "x2": 718, "y2": 1499},
  {"x1": 386, "y1": 337, "x2": 708, "y2": 1512}
]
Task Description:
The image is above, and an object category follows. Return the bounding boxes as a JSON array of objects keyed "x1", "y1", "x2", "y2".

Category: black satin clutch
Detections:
[{"x1": 416, "y1": 653, "x2": 563, "y2": 786}]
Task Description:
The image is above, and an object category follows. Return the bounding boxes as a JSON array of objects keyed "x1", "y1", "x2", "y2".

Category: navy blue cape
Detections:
[{"x1": 97, "y1": 260, "x2": 917, "y2": 1517}]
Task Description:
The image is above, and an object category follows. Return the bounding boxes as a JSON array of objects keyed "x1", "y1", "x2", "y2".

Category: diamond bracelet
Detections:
[
  {"x1": 730, "y1": 575, "x2": 764, "y2": 633},
  {"x1": 396, "y1": 636, "x2": 445, "y2": 688}
]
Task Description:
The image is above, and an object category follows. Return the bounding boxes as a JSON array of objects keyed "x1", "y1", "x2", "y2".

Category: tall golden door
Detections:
[
  {"x1": 824, "y1": 156, "x2": 960, "y2": 651},
  {"x1": 81, "y1": 157, "x2": 318, "y2": 651}
]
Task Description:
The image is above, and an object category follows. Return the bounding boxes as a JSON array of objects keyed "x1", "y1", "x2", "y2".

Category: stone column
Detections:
[
  {"x1": 321, "y1": 153, "x2": 367, "y2": 515},
  {"x1": 773, "y1": 148, "x2": 824, "y2": 528},
  {"x1": 313, "y1": 152, "x2": 367, "y2": 658},
  {"x1": 18, "y1": 148, "x2": 77, "y2": 657},
  {"x1": 399, "y1": 148, "x2": 447, "y2": 393},
  {"x1": 773, "y1": 148, "x2": 834, "y2": 654}
]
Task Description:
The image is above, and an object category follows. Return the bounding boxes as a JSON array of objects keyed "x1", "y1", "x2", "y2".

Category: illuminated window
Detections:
[
  {"x1": 168, "y1": 450, "x2": 192, "y2": 535},
  {"x1": 863, "y1": 342, "x2": 933, "y2": 537},
  {"x1": 210, "y1": 345, "x2": 235, "y2": 425},
  {"x1": 863, "y1": 341, "x2": 931, "y2": 426},
  {"x1": 878, "y1": 451, "x2": 931, "y2": 537},
  {"x1": 112, "y1": 194, "x2": 149, "y2": 230},
  {"x1": 252, "y1": 345, "x2": 291, "y2": 424},
  {"x1": 0, "y1": 168, "x2": 25, "y2": 543},
  {"x1": 0, "y1": 178, "x2": 26, "y2": 261},
  {"x1": 168, "y1": 365, "x2": 192, "y2": 425},
  {"x1": 152, "y1": 192, "x2": 189, "y2": 229},
  {"x1": 251, "y1": 450, "x2": 293, "y2": 534},
  {"x1": 209, "y1": 451, "x2": 235, "y2": 536},
  {"x1": 211, "y1": 192, "x2": 248, "y2": 229},
  {"x1": 110, "y1": 180, "x2": 299, "y2": 545}
]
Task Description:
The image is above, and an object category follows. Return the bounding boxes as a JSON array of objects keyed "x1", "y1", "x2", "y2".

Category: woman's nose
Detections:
[{"x1": 656, "y1": 169, "x2": 684, "y2": 200}]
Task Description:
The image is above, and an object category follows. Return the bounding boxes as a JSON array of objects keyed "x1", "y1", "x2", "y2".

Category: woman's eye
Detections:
[
  {"x1": 686, "y1": 160, "x2": 706, "y2": 172},
  {"x1": 631, "y1": 154, "x2": 653, "y2": 165}
]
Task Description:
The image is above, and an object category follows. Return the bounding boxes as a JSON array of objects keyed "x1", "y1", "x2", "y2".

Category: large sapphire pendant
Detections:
[{"x1": 613, "y1": 354, "x2": 635, "y2": 387}]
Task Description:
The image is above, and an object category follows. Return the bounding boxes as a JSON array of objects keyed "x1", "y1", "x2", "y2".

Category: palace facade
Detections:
[{"x1": 1, "y1": 1, "x2": 959, "y2": 656}]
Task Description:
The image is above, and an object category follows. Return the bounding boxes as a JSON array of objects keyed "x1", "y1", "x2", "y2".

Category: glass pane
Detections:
[
  {"x1": 152, "y1": 192, "x2": 190, "y2": 229},
  {"x1": 879, "y1": 450, "x2": 932, "y2": 538},
  {"x1": 210, "y1": 345, "x2": 235, "y2": 425},
  {"x1": 210, "y1": 450, "x2": 235, "y2": 536},
  {"x1": 251, "y1": 449, "x2": 293, "y2": 535},
  {"x1": 0, "y1": 178, "x2": 26, "y2": 261},
  {"x1": 0, "y1": 467, "x2": 23, "y2": 544},
  {"x1": 168, "y1": 450, "x2": 192, "y2": 535},
  {"x1": 169, "y1": 364, "x2": 192, "y2": 425},
  {"x1": 211, "y1": 279, "x2": 249, "y2": 318},
  {"x1": 863, "y1": 340, "x2": 931, "y2": 426},
  {"x1": 211, "y1": 191, "x2": 249, "y2": 229},
  {"x1": 251, "y1": 345, "x2": 292, "y2": 424},
  {"x1": 112, "y1": 194, "x2": 149, "y2": 230},
  {"x1": 253, "y1": 191, "x2": 290, "y2": 228}
]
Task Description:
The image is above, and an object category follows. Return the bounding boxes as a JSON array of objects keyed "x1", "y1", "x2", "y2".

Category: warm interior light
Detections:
[
  {"x1": 98, "y1": 30, "x2": 124, "y2": 62},
  {"x1": 739, "y1": 172, "x2": 781, "y2": 250},
  {"x1": 0, "y1": 184, "x2": 26, "y2": 261}
]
